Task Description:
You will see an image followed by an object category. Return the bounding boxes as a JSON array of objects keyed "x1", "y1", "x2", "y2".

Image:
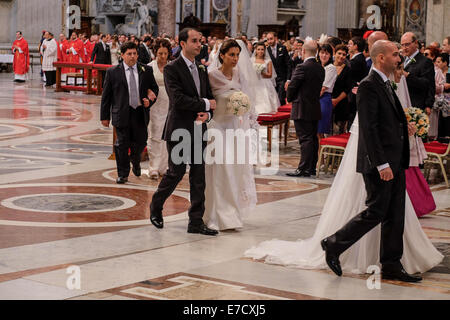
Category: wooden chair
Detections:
[
  {"x1": 423, "y1": 141, "x2": 450, "y2": 188},
  {"x1": 316, "y1": 133, "x2": 351, "y2": 177}
]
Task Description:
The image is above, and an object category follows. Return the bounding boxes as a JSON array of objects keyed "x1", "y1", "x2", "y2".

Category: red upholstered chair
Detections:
[
  {"x1": 423, "y1": 141, "x2": 450, "y2": 187},
  {"x1": 257, "y1": 112, "x2": 291, "y2": 152},
  {"x1": 316, "y1": 133, "x2": 351, "y2": 177}
]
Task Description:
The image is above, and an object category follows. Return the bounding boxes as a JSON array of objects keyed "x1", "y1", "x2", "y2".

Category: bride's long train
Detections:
[{"x1": 245, "y1": 116, "x2": 443, "y2": 274}]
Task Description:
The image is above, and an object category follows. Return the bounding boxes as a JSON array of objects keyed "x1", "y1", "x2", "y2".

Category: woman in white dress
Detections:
[
  {"x1": 204, "y1": 39, "x2": 259, "y2": 231},
  {"x1": 146, "y1": 39, "x2": 171, "y2": 180},
  {"x1": 245, "y1": 68, "x2": 443, "y2": 275},
  {"x1": 250, "y1": 42, "x2": 281, "y2": 114},
  {"x1": 109, "y1": 35, "x2": 120, "y2": 66}
]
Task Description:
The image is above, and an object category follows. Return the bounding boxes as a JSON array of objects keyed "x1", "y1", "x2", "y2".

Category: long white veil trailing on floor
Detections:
[{"x1": 244, "y1": 74, "x2": 444, "y2": 274}]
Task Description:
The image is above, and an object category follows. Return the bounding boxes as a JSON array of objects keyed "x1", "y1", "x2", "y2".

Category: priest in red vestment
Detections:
[
  {"x1": 11, "y1": 31, "x2": 29, "y2": 82},
  {"x1": 57, "y1": 33, "x2": 70, "y2": 81},
  {"x1": 66, "y1": 32, "x2": 85, "y2": 73}
]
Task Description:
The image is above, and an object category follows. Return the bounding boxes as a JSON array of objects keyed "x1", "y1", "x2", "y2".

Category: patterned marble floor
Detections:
[{"x1": 0, "y1": 73, "x2": 448, "y2": 301}]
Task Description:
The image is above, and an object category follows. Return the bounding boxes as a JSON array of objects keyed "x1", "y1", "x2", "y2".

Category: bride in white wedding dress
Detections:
[
  {"x1": 250, "y1": 42, "x2": 280, "y2": 114},
  {"x1": 245, "y1": 74, "x2": 443, "y2": 275},
  {"x1": 203, "y1": 39, "x2": 259, "y2": 231}
]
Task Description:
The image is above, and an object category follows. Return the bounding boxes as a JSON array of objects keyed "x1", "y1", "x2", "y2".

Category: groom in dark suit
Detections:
[
  {"x1": 321, "y1": 40, "x2": 422, "y2": 283},
  {"x1": 286, "y1": 39, "x2": 325, "y2": 177},
  {"x1": 100, "y1": 41, "x2": 159, "y2": 184},
  {"x1": 149, "y1": 28, "x2": 218, "y2": 236},
  {"x1": 267, "y1": 32, "x2": 290, "y2": 105}
]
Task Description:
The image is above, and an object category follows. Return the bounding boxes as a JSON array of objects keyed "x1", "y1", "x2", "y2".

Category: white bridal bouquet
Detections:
[
  {"x1": 226, "y1": 91, "x2": 251, "y2": 118},
  {"x1": 253, "y1": 63, "x2": 265, "y2": 75}
]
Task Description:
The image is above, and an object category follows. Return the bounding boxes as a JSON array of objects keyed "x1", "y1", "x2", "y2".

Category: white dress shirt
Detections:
[
  {"x1": 181, "y1": 51, "x2": 210, "y2": 112},
  {"x1": 404, "y1": 50, "x2": 419, "y2": 68},
  {"x1": 124, "y1": 63, "x2": 140, "y2": 105}
]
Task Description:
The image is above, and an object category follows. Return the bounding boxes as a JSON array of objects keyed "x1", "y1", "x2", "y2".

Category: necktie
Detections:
[
  {"x1": 128, "y1": 67, "x2": 139, "y2": 109},
  {"x1": 189, "y1": 63, "x2": 200, "y2": 96},
  {"x1": 385, "y1": 80, "x2": 396, "y2": 106}
]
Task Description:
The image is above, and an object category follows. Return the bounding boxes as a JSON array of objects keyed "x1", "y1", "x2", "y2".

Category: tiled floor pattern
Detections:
[{"x1": 0, "y1": 73, "x2": 448, "y2": 300}]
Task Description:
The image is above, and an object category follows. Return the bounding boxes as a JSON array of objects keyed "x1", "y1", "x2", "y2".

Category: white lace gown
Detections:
[
  {"x1": 245, "y1": 115, "x2": 443, "y2": 274},
  {"x1": 204, "y1": 68, "x2": 258, "y2": 231},
  {"x1": 252, "y1": 61, "x2": 280, "y2": 114},
  {"x1": 147, "y1": 60, "x2": 169, "y2": 175}
]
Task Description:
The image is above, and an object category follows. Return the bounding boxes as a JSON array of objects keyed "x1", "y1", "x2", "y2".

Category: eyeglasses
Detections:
[{"x1": 401, "y1": 42, "x2": 413, "y2": 48}]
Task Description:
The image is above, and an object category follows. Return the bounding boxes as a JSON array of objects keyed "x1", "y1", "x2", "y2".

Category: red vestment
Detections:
[
  {"x1": 12, "y1": 37, "x2": 30, "y2": 75},
  {"x1": 57, "y1": 40, "x2": 69, "y2": 74},
  {"x1": 67, "y1": 38, "x2": 85, "y2": 72}
]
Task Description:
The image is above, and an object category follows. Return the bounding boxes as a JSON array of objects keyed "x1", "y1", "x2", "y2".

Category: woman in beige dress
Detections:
[{"x1": 147, "y1": 39, "x2": 171, "y2": 179}]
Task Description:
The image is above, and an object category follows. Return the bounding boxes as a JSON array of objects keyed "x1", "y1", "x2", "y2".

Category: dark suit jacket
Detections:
[
  {"x1": 287, "y1": 58, "x2": 325, "y2": 121},
  {"x1": 356, "y1": 70, "x2": 409, "y2": 174},
  {"x1": 268, "y1": 43, "x2": 290, "y2": 81},
  {"x1": 349, "y1": 53, "x2": 369, "y2": 86},
  {"x1": 100, "y1": 62, "x2": 159, "y2": 128},
  {"x1": 287, "y1": 54, "x2": 303, "y2": 80},
  {"x1": 91, "y1": 42, "x2": 111, "y2": 65},
  {"x1": 138, "y1": 44, "x2": 151, "y2": 65},
  {"x1": 405, "y1": 52, "x2": 436, "y2": 110},
  {"x1": 162, "y1": 56, "x2": 214, "y2": 142},
  {"x1": 195, "y1": 44, "x2": 209, "y2": 63}
]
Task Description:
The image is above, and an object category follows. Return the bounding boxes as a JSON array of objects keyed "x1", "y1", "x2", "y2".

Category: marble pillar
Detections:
[
  {"x1": 0, "y1": 0, "x2": 13, "y2": 44},
  {"x1": 158, "y1": 0, "x2": 176, "y2": 37},
  {"x1": 15, "y1": 0, "x2": 63, "y2": 44},
  {"x1": 246, "y1": 0, "x2": 278, "y2": 38},
  {"x1": 426, "y1": 0, "x2": 450, "y2": 44}
]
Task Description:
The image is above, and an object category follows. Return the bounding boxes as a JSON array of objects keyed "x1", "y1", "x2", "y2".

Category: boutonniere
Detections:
[
  {"x1": 410, "y1": 57, "x2": 416, "y2": 64},
  {"x1": 278, "y1": 47, "x2": 283, "y2": 52},
  {"x1": 391, "y1": 81, "x2": 398, "y2": 91},
  {"x1": 140, "y1": 65, "x2": 146, "y2": 72},
  {"x1": 198, "y1": 65, "x2": 206, "y2": 72}
]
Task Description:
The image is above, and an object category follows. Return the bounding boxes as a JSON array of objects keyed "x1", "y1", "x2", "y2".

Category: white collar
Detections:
[
  {"x1": 351, "y1": 52, "x2": 362, "y2": 60},
  {"x1": 304, "y1": 56, "x2": 316, "y2": 62},
  {"x1": 181, "y1": 51, "x2": 195, "y2": 69},
  {"x1": 372, "y1": 66, "x2": 389, "y2": 83},
  {"x1": 407, "y1": 50, "x2": 419, "y2": 60},
  {"x1": 124, "y1": 63, "x2": 137, "y2": 71}
]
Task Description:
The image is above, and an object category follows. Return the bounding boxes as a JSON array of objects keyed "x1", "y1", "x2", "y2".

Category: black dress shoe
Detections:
[
  {"x1": 286, "y1": 169, "x2": 311, "y2": 177},
  {"x1": 116, "y1": 177, "x2": 128, "y2": 184},
  {"x1": 132, "y1": 165, "x2": 141, "y2": 177},
  {"x1": 187, "y1": 224, "x2": 218, "y2": 236},
  {"x1": 382, "y1": 267, "x2": 422, "y2": 283},
  {"x1": 321, "y1": 238, "x2": 342, "y2": 276},
  {"x1": 150, "y1": 213, "x2": 164, "y2": 229}
]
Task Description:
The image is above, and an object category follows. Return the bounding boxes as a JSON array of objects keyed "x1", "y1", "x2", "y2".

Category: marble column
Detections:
[
  {"x1": 426, "y1": 0, "x2": 450, "y2": 44},
  {"x1": 0, "y1": 0, "x2": 13, "y2": 43},
  {"x1": 158, "y1": 0, "x2": 176, "y2": 37},
  {"x1": 16, "y1": 0, "x2": 63, "y2": 44}
]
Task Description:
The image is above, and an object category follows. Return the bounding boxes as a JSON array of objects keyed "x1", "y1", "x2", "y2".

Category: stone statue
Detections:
[
  {"x1": 113, "y1": 0, "x2": 155, "y2": 37},
  {"x1": 135, "y1": 0, "x2": 150, "y2": 37}
]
